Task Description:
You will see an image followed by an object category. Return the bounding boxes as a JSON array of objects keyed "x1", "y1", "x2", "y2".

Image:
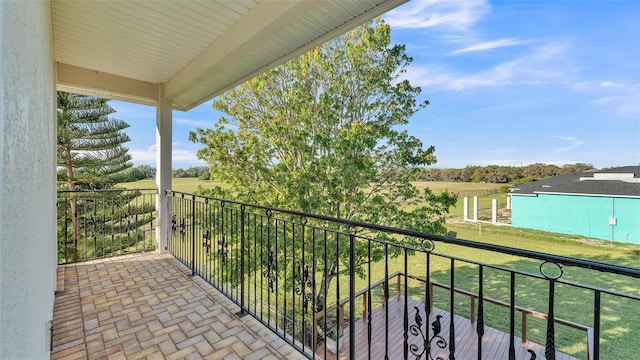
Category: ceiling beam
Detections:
[{"x1": 56, "y1": 62, "x2": 161, "y2": 107}]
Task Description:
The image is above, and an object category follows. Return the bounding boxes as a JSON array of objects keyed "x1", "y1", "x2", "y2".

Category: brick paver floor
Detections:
[{"x1": 51, "y1": 252, "x2": 305, "y2": 360}]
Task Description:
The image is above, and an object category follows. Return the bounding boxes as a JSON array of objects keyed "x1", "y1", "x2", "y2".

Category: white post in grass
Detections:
[
  {"x1": 492, "y1": 198, "x2": 498, "y2": 224},
  {"x1": 473, "y1": 196, "x2": 479, "y2": 222},
  {"x1": 463, "y1": 197, "x2": 469, "y2": 221}
]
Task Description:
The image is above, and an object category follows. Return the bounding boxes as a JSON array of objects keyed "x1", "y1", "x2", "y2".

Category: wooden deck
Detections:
[{"x1": 317, "y1": 297, "x2": 579, "y2": 360}]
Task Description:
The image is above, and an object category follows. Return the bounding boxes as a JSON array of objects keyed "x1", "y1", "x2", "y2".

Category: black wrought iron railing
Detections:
[
  {"x1": 166, "y1": 190, "x2": 640, "y2": 360},
  {"x1": 57, "y1": 188, "x2": 157, "y2": 264}
]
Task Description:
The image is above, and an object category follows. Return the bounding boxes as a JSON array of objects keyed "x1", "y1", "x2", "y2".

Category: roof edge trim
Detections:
[{"x1": 534, "y1": 191, "x2": 640, "y2": 199}]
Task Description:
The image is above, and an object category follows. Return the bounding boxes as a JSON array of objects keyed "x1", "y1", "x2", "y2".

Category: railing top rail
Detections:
[
  {"x1": 58, "y1": 188, "x2": 158, "y2": 194},
  {"x1": 166, "y1": 190, "x2": 640, "y2": 279}
]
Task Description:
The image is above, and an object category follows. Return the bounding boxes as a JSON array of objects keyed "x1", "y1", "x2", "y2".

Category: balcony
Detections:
[{"x1": 53, "y1": 190, "x2": 640, "y2": 359}]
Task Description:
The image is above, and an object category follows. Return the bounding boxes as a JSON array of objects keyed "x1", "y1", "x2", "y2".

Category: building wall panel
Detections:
[{"x1": 511, "y1": 194, "x2": 640, "y2": 244}]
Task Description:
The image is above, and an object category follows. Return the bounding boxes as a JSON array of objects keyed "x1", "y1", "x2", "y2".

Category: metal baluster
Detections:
[
  {"x1": 384, "y1": 243, "x2": 389, "y2": 360},
  {"x1": 367, "y1": 236, "x2": 372, "y2": 358},
  {"x1": 240, "y1": 204, "x2": 246, "y2": 315},
  {"x1": 449, "y1": 258, "x2": 456, "y2": 359},
  {"x1": 334, "y1": 232, "x2": 340, "y2": 360},
  {"x1": 426, "y1": 248, "x2": 431, "y2": 358},
  {"x1": 509, "y1": 272, "x2": 516, "y2": 360},
  {"x1": 311, "y1": 228, "x2": 317, "y2": 353},
  {"x1": 540, "y1": 261, "x2": 563, "y2": 360},
  {"x1": 476, "y1": 265, "x2": 484, "y2": 360},
  {"x1": 191, "y1": 195, "x2": 196, "y2": 276},
  {"x1": 403, "y1": 248, "x2": 409, "y2": 360},
  {"x1": 593, "y1": 290, "x2": 601, "y2": 360},
  {"x1": 545, "y1": 278, "x2": 557, "y2": 360},
  {"x1": 323, "y1": 230, "x2": 328, "y2": 360},
  {"x1": 349, "y1": 228, "x2": 356, "y2": 360}
]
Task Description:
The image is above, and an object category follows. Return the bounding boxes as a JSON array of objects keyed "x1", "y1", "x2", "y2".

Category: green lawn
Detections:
[
  {"x1": 335, "y1": 221, "x2": 640, "y2": 360},
  {"x1": 119, "y1": 178, "x2": 217, "y2": 193}
]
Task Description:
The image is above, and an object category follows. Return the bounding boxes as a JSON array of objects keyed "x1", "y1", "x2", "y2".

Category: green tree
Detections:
[
  {"x1": 57, "y1": 92, "x2": 153, "y2": 262},
  {"x1": 57, "y1": 92, "x2": 132, "y2": 190},
  {"x1": 522, "y1": 163, "x2": 561, "y2": 179},
  {"x1": 560, "y1": 162, "x2": 595, "y2": 174},
  {"x1": 190, "y1": 19, "x2": 456, "y2": 315}
]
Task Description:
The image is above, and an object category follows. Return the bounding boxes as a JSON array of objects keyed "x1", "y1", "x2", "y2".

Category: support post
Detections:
[{"x1": 156, "y1": 85, "x2": 172, "y2": 253}]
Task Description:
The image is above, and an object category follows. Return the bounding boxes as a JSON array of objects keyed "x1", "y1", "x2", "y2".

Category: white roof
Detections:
[{"x1": 53, "y1": 0, "x2": 406, "y2": 111}]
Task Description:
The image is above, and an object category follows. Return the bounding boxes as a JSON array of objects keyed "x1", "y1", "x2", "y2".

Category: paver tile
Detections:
[{"x1": 51, "y1": 253, "x2": 305, "y2": 360}]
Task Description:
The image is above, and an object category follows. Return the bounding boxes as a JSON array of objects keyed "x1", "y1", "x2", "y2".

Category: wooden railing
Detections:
[{"x1": 313, "y1": 271, "x2": 594, "y2": 359}]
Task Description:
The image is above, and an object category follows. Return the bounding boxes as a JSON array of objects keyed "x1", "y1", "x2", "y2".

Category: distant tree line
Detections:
[
  {"x1": 133, "y1": 163, "x2": 596, "y2": 184},
  {"x1": 130, "y1": 166, "x2": 210, "y2": 180},
  {"x1": 172, "y1": 166, "x2": 209, "y2": 179},
  {"x1": 418, "y1": 163, "x2": 595, "y2": 184}
]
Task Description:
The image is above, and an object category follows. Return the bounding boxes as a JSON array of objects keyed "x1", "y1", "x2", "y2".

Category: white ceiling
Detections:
[{"x1": 52, "y1": 0, "x2": 406, "y2": 111}]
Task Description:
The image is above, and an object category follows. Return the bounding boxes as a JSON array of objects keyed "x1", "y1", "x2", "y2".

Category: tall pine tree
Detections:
[
  {"x1": 57, "y1": 92, "x2": 154, "y2": 262},
  {"x1": 57, "y1": 92, "x2": 132, "y2": 190}
]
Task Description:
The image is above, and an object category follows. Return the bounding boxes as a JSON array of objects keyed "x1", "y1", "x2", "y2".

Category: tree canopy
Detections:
[
  {"x1": 190, "y1": 21, "x2": 457, "y2": 317},
  {"x1": 190, "y1": 19, "x2": 455, "y2": 235}
]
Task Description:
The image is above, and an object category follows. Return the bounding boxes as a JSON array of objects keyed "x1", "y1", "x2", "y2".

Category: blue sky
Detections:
[{"x1": 111, "y1": 0, "x2": 640, "y2": 170}]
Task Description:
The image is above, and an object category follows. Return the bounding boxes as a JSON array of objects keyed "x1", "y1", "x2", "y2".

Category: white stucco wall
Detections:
[{"x1": 0, "y1": 1, "x2": 57, "y2": 358}]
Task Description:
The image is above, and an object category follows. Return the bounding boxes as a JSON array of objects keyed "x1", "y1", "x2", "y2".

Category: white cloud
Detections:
[
  {"x1": 175, "y1": 118, "x2": 211, "y2": 127},
  {"x1": 448, "y1": 38, "x2": 527, "y2": 55},
  {"x1": 129, "y1": 145, "x2": 157, "y2": 163},
  {"x1": 407, "y1": 42, "x2": 569, "y2": 90},
  {"x1": 385, "y1": 0, "x2": 489, "y2": 31},
  {"x1": 550, "y1": 135, "x2": 584, "y2": 154},
  {"x1": 550, "y1": 135, "x2": 578, "y2": 142},
  {"x1": 110, "y1": 101, "x2": 155, "y2": 120},
  {"x1": 600, "y1": 81, "x2": 625, "y2": 88},
  {"x1": 128, "y1": 144, "x2": 207, "y2": 166},
  {"x1": 173, "y1": 149, "x2": 206, "y2": 164},
  {"x1": 573, "y1": 81, "x2": 640, "y2": 118},
  {"x1": 571, "y1": 82, "x2": 591, "y2": 90},
  {"x1": 593, "y1": 94, "x2": 640, "y2": 119}
]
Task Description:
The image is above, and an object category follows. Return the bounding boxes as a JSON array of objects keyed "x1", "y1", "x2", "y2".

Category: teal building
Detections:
[{"x1": 510, "y1": 167, "x2": 640, "y2": 244}]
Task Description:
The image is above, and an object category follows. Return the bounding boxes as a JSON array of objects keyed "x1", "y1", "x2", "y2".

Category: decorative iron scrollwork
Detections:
[
  {"x1": 409, "y1": 306, "x2": 447, "y2": 360},
  {"x1": 294, "y1": 262, "x2": 313, "y2": 311},
  {"x1": 420, "y1": 239, "x2": 436, "y2": 253},
  {"x1": 218, "y1": 234, "x2": 228, "y2": 264},
  {"x1": 539, "y1": 261, "x2": 564, "y2": 280},
  {"x1": 179, "y1": 217, "x2": 186, "y2": 238},
  {"x1": 202, "y1": 229, "x2": 211, "y2": 255},
  {"x1": 262, "y1": 251, "x2": 276, "y2": 292},
  {"x1": 171, "y1": 215, "x2": 186, "y2": 239}
]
